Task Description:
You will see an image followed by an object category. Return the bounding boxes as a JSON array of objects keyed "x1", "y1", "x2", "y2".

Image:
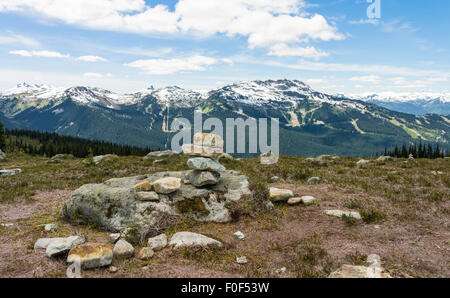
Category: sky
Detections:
[{"x1": 0, "y1": 0, "x2": 449, "y2": 94}]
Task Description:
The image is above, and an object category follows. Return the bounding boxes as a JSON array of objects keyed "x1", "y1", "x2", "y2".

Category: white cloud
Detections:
[
  {"x1": 349, "y1": 19, "x2": 379, "y2": 25},
  {"x1": 0, "y1": 32, "x2": 40, "y2": 47},
  {"x1": 83, "y1": 72, "x2": 103, "y2": 78},
  {"x1": 0, "y1": 0, "x2": 343, "y2": 58},
  {"x1": 76, "y1": 55, "x2": 107, "y2": 62},
  {"x1": 268, "y1": 43, "x2": 329, "y2": 59},
  {"x1": 124, "y1": 55, "x2": 219, "y2": 75},
  {"x1": 9, "y1": 49, "x2": 70, "y2": 58},
  {"x1": 349, "y1": 75, "x2": 381, "y2": 83}
]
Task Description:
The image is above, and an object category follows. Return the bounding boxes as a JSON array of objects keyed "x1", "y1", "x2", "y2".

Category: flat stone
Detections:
[
  {"x1": 269, "y1": 187, "x2": 294, "y2": 202},
  {"x1": 109, "y1": 233, "x2": 121, "y2": 243},
  {"x1": 44, "y1": 224, "x2": 58, "y2": 232},
  {"x1": 187, "y1": 170, "x2": 221, "y2": 187},
  {"x1": 135, "y1": 191, "x2": 159, "y2": 201},
  {"x1": 137, "y1": 247, "x2": 154, "y2": 260},
  {"x1": 187, "y1": 157, "x2": 226, "y2": 172},
  {"x1": 287, "y1": 197, "x2": 302, "y2": 205},
  {"x1": 326, "y1": 210, "x2": 361, "y2": 220},
  {"x1": 233, "y1": 231, "x2": 245, "y2": 240},
  {"x1": 153, "y1": 177, "x2": 181, "y2": 194},
  {"x1": 236, "y1": 256, "x2": 248, "y2": 264},
  {"x1": 301, "y1": 196, "x2": 317, "y2": 205},
  {"x1": 0, "y1": 168, "x2": 22, "y2": 177},
  {"x1": 34, "y1": 237, "x2": 66, "y2": 249},
  {"x1": 134, "y1": 181, "x2": 152, "y2": 191},
  {"x1": 147, "y1": 234, "x2": 168, "y2": 251},
  {"x1": 169, "y1": 232, "x2": 222, "y2": 249},
  {"x1": 67, "y1": 243, "x2": 113, "y2": 269},
  {"x1": 46, "y1": 236, "x2": 86, "y2": 257},
  {"x1": 113, "y1": 239, "x2": 134, "y2": 259}
]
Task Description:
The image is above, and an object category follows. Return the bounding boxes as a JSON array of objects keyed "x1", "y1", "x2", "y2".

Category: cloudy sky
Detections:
[{"x1": 0, "y1": 0, "x2": 449, "y2": 94}]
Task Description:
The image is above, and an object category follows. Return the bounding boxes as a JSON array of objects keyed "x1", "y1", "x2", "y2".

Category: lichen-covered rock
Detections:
[
  {"x1": 134, "y1": 181, "x2": 152, "y2": 191},
  {"x1": 67, "y1": 243, "x2": 113, "y2": 269},
  {"x1": 169, "y1": 232, "x2": 222, "y2": 249},
  {"x1": 46, "y1": 236, "x2": 86, "y2": 257},
  {"x1": 62, "y1": 171, "x2": 251, "y2": 243},
  {"x1": 135, "y1": 191, "x2": 159, "y2": 201},
  {"x1": 113, "y1": 240, "x2": 134, "y2": 259},
  {"x1": 301, "y1": 196, "x2": 317, "y2": 205},
  {"x1": 187, "y1": 170, "x2": 220, "y2": 187},
  {"x1": 147, "y1": 234, "x2": 168, "y2": 251},
  {"x1": 142, "y1": 150, "x2": 178, "y2": 161},
  {"x1": 153, "y1": 177, "x2": 181, "y2": 194},
  {"x1": 187, "y1": 157, "x2": 226, "y2": 172},
  {"x1": 137, "y1": 247, "x2": 154, "y2": 260}
]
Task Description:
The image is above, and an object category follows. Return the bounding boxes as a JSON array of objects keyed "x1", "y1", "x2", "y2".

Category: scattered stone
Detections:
[
  {"x1": 67, "y1": 243, "x2": 113, "y2": 269},
  {"x1": 275, "y1": 267, "x2": 287, "y2": 275},
  {"x1": 269, "y1": 176, "x2": 285, "y2": 183},
  {"x1": 108, "y1": 266, "x2": 118, "y2": 273},
  {"x1": 287, "y1": 197, "x2": 302, "y2": 205},
  {"x1": 135, "y1": 191, "x2": 159, "y2": 201},
  {"x1": 326, "y1": 210, "x2": 361, "y2": 220},
  {"x1": 187, "y1": 170, "x2": 220, "y2": 187},
  {"x1": 357, "y1": 159, "x2": 371, "y2": 165},
  {"x1": 137, "y1": 247, "x2": 154, "y2": 260},
  {"x1": 142, "y1": 150, "x2": 178, "y2": 161},
  {"x1": 301, "y1": 196, "x2": 317, "y2": 205},
  {"x1": 92, "y1": 154, "x2": 119, "y2": 165},
  {"x1": 113, "y1": 240, "x2": 134, "y2": 259},
  {"x1": 329, "y1": 264, "x2": 391, "y2": 278},
  {"x1": 46, "y1": 236, "x2": 86, "y2": 257},
  {"x1": 307, "y1": 177, "x2": 321, "y2": 184},
  {"x1": 0, "y1": 150, "x2": 5, "y2": 161},
  {"x1": 51, "y1": 154, "x2": 74, "y2": 160},
  {"x1": 236, "y1": 256, "x2": 248, "y2": 264},
  {"x1": 377, "y1": 156, "x2": 393, "y2": 162},
  {"x1": 169, "y1": 232, "x2": 223, "y2": 249},
  {"x1": 134, "y1": 181, "x2": 152, "y2": 191},
  {"x1": 44, "y1": 224, "x2": 58, "y2": 232},
  {"x1": 431, "y1": 171, "x2": 443, "y2": 175},
  {"x1": 109, "y1": 233, "x2": 121, "y2": 243},
  {"x1": 1, "y1": 223, "x2": 14, "y2": 228},
  {"x1": 187, "y1": 157, "x2": 226, "y2": 172},
  {"x1": 233, "y1": 231, "x2": 245, "y2": 240},
  {"x1": 152, "y1": 177, "x2": 181, "y2": 194},
  {"x1": 147, "y1": 234, "x2": 168, "y2": 251},
  {"x1": 183, "y1": 179, "x2": 191, "y2": 185},
  {"x1": 269, "y1": 187, "x2": 294, "y2": 202},
  {"x1": 0, "y1": 168, "x2": 22, "y2": 177}
]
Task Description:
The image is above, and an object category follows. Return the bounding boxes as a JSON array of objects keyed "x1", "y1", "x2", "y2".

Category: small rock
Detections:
[
  {"x1": 134, "y1": 181, "x2": 152, "y2": 191},
  {"x1": 92, "y1": 154, "x2": 119, "y2": 165},
  {"x1": 329, "y1": 264, "x2": 391, "y2": 278},
  {"x1": 275, "y1": 267, "x2": 287, "y2": 275},
  {"x1": 187, "y1": 157, "x2": 226, "y2": 172},
  {"x1": 236, "y1": 256, "x2": 248, "y2": 264},
  {"x1": 147, "y1": 234, "x2": 168, "y2": 251},
  {"x1": 269, "y1": 176, "x2": 285, "y2": 183},
  {"x1": 301, "y1": 196, "x2": 317, "y2": 205},
  {"x1": 357, "y1": 159, "x2": 371, "y2": 165},
  {"x1": 67, "y1": 243, "x2": 113, "y2": 269},
  {"x1": 108, "y1": 266, "x2": 118, "y2": 273},
  {"x1": 233, "y1": 231, "x2": 245, "y2": 240},
  {"x1": 44, "y1": 224, "x2": 58, "y2": 232},
  {"x1": 137, "y1": 247, "x2": 154, "y2": 260},
  {"x1": 377, "y1": 156, "x2": 393, "y2": 162},
  {"x1": 113, "y1": 240, "x2": 134, "y2": 259},
  {"x1": 51, "y1": 154, "x2": 74, "y2": 160},
  {"x1": 169, "y1": 232, "x2": 222, "y2": 249},
  {"x1": 367, "y1": 254, "x2": 382, "y2": 268},
  {"x1": 183, "y1": 179, "x2": 191, "y2": 185},
  {"x1": 326, "y1": 210, "x2": 361, "y2": 220},
  {"x1": 152, "y1": 177, "x2": 181, "y2": 194},
  {"x1": 187, "y1": 170, "x2": 221, "y2": 187},
  {"x1": 269, "y1": 187, "x2": 294, "y2": 202},
  {"x1": 135, "y1": 191, "x2": 159, "y2": 201},
  {"x1": 307, "y1": 177, "x2": 321, "y2": 184},
  {"x1": 109, "y1": 233, "x2": 121, "y2": 244},
  {"x1": 1, "y1": 223, "x2": 14, "y2": 227},
  {"x1": 142, "y1": 150, "x2": 178, "y2": 161},
  {"x1": 46, "y1": 236, "x2": 86, "y2": 257},
  {"x1": 287, "y1": 197, "x2": 302, "y2": 205},
  {"x1": 0, "y1": 168, "x2": 22, "y2": 177}
]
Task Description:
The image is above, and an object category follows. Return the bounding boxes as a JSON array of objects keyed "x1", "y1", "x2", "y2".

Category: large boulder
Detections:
[
  {"x1": 187, "y1": 157, "x2": 226, "y2": 172},
  {"x1": 142, "y1": 150, "x2": 179, "y2": 161},
  {"x1": 67, "y1": 243, "x2": 113, "y2": 269},
  {"x1": 62, "y1": 171, "x2": 251, "y2": 243},
  {"x1": 169, "y1": 232, "x2": 222, "y2": 249}
]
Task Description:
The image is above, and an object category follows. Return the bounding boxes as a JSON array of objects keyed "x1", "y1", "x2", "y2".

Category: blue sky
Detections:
[{"x1": 0, "y1": 0, "x2": 449, "y2": 94}]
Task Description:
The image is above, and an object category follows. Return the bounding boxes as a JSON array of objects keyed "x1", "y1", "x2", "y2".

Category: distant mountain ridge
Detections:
[{"x1": 1, "y1": 80, "x2": 449, "y2": 156}]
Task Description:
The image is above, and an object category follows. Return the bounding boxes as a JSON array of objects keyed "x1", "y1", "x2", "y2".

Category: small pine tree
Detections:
[{"x1": 0, "y1": 121, "x2": 6, "y2": 151}]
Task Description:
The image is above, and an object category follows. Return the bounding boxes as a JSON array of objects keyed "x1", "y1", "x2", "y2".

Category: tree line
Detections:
[
  {"x1": 2, "y1": 126, "x2": 151, "y2": 158},
  {"x1": 382, "y1": 142, "x2": 449, "y2": 159}
]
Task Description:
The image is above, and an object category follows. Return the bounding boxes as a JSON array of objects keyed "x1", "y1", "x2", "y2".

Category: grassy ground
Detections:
[{"x1": 0, "y1": 153, "x2": 448, "y2": 278}]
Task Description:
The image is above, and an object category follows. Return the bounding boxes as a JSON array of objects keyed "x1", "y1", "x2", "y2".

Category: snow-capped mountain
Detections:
[
  {"x1": 1, "y1": 80, "x2": 449, "y2": 156},
  {"x1": 348, "y1": 92, "x2": 450, "y2": 115}
]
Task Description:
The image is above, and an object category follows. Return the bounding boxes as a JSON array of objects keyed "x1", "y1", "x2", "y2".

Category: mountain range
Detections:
[{"x1": 1, "y1": 80, "x2": 449, "y2": 156}]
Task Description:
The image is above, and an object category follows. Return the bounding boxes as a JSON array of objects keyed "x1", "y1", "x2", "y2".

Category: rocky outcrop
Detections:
[{"x1": 62, "y1": 170, "x2": 251, "y2": 243}]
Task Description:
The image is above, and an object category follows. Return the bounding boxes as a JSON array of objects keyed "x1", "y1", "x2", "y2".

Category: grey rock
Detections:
[
  {"x1": 44, "y1": 224, "x2": 58, "y2": 232},
  {"x1": 109, "y1": 233, "x2": 121, "y2": 243},
  {"x1": 187, "y1": 157, "x2": 226, "y2": 172},
  {"x1": 113, "y1": 239, "x2": 134, "y2": 259},
  {"x1": 233, "y1": 231, "x2": 245, "y2": 240},
  {"x1": 137, "y1": 247, "x2": 154, "y2": 260},
  {"x1": 143, "y1": 150, "x2": 178, "y2": 161},
  {"x1": 135, "y1": 191, "x2": 159, "y2": 201},
  {"x1": 92, "y1": 154, "x2": 119, "y2": 165},
  {"x1": 46, "y1": 236, "x2": 86, "y2": 257},
  {"x1": 169, "y1": 232, "x2": 222, "y2": 249},
  {"x1": 147, "y1": 234, "x2": 168, "y2": 251},
  {"x1": 307, "y1": 177, "x2": 321, "y2": 184},
  {"x1": 287, "y1": 197, "x2": 302, "y2": 205},
  {"x1": 34, "y1": 237, "x2": 66, "y2": 249},
  {"x1": 0, "y1": 168, "x2": 22, "y2": 177},
  {"x1": 187, "y1": 170, "x2": 220, "y2": 187},
  {"x1": 269, "y1": 176, "x2": 285, "y2": 183},
  {"x1": 217, "y1": 153, "x2": 233, "y2": 161},
  {"x1": 51, "y1": 154, "x2": 74, "y2": 160},
  {"x1": 326, "y1": 210, "x2": 361, "y2": 220},
  {"x1": 357, "y1": 159, "x2": 371, "y2": 165},
  {"x1": 301, "y1": 196, "x2": 317, "y2": 205},
  {"x1": 236, "y1": 256, "x2": 248, "y2": 264}
]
